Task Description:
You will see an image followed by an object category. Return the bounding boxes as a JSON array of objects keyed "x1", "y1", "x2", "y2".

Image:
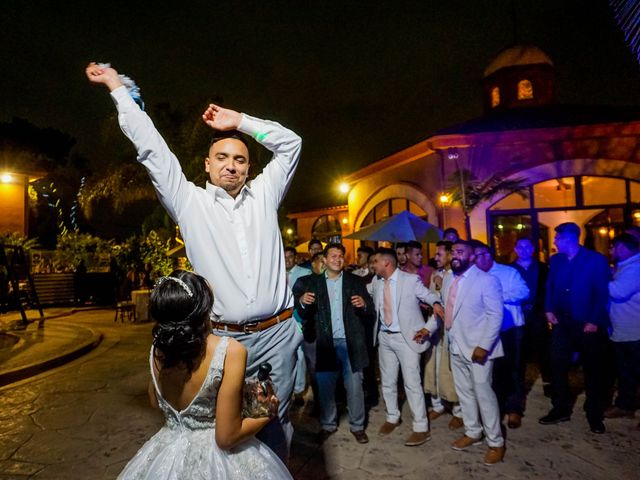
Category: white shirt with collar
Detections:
[
  {"x1": 487, "y1": 263, "x2": 529, "y2": 331},
  {"x1": 111, "y1": 86, "x2": 302, "y2": 323}
]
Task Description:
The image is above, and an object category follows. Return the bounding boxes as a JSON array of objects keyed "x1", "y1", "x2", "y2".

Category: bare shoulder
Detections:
[{"x1": 224, "y1": 337, "x2": 247, "y2": 361}]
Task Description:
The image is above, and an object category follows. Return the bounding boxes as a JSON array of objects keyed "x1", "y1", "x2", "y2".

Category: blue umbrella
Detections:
[{"x1": 344, "y1": 210, "x2": 443, "y2": 243}]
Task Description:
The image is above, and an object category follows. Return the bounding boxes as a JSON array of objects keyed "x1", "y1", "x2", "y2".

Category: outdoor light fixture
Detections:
[
  {"x1": 1, "y1": 173, "x2": 13, "y2": 183},
  {"x1": 286, "y1": 228, "x2": 294, "y2": 235},
  {"x1": 516, "y1": 223, "x2": 524, "y2": 230},
  {"x1": 633, "y1": 211, "x2": 640, "y2": 219},
  {"x1": 341, "y1": 218, "x2": 348, "y2": 224},
  {"x1": 598, "y1": 227, "x2": 608, "y2": 236},
  {"x1": 338, "y1": 182, "x2": 350, "y2": 194},
  {"x1": 439, "y1": 193, "x2": 451, "y2": 204}
]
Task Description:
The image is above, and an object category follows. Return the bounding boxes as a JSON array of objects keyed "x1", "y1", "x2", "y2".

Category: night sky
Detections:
[{"x1": 3, "y1": 0, "x2": 640, "y2": 212}]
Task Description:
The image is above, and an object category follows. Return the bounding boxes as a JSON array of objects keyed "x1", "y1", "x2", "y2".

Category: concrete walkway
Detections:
[
  {"x1": 0, "y1": 309, "x2": 103, "y2": 387},
  {"x1": 0, "y1": 309, "x2": 638, "y2": 479}
]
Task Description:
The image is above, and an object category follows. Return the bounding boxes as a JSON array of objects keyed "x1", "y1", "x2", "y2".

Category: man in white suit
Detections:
[
  {"x1": 370, "y1": 248, "x2": 445, "y2": 446},
  {"x1": 447, "y1": 240, "x2": 505, "y2": 466}
]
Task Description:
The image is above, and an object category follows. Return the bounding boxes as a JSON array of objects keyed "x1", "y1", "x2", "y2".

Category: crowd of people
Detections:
[
  {"x1": 86, "y1": 62, "x2": 639, "y2": 477},
  {"x1": 288, "y1": 224, "x2": 640, "y2": 466}
]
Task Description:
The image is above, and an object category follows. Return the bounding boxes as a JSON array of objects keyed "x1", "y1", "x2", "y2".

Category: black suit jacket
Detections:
[{"x1": 295, "y1": 272, "x2": 374, "y2": 373}]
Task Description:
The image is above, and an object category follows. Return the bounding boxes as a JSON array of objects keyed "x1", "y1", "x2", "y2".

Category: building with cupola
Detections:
[{"x1": 289, "y1": 45, "x2": 640, "y2": 263}]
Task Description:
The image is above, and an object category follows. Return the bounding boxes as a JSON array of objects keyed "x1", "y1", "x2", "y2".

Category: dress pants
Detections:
[
  {"x1": 430, "y1": 330, "x2": 462, "y2": 417},
  {"x1": 215, "y1": 318, "x2": 302, "y2": 462},
  {"x1": 493, "y1": 326, "x2": 525, "y2": 416},
  {"x1": 612, "y1": 339, "x2": 640, "y2": 411},
  {"x1": 451, "y1": 352, "x2": 504, "y2": 447},
  {"x1": 378, "y1": 331, "x2": 429, "y2": 432},
  {"x1": 315, "y1": 338, "x2": 365, "y2": 432},
  {"x1": 549, "y1": 322, "x2": 608, "y2": 422}
]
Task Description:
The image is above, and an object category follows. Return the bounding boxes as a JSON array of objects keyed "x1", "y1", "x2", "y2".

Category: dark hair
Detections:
[
  {"x1": 436, "y1": 240, "x2": 453, "y2": 252},
  {"x1": 150, "y1": 270, "x2": 213, "y2": 373},
  {"x1": 284, "y1": 246, "x2": 297, "y2": 255},
  {"x1": 309, "y1": 238, "x2": 323, "y2": 248},
  {"x1": 406, "y1": 240, "x2": 422, "y2": 252},
  {"x1": 612, "y1": 233, "x2": 639, "y2": 251},
  {"x1": 555, "y1": 222, "x2": 581, "y2": 239},
  {"x1": 443, "y1": 228, "x2": 459, "y2": 237},
  {"x1": 395, "y1": 242, "x2": 408, "y2": 250},
  {"x1": 209, "y1": 130, "x2": 251, "y2": 151},
  {"x1": 452, "y1": 239, "x2": 474, "y2": 250},
  {"x1": 323, "y1": 242, "x2": 345, "y2": 256},
  {"x1": 376, "y1": 247, "x2": 398, "y2": 265},
  {"x1": 515, "y1": 236, "x2": 534, "y2": 246},
  {"x1": 357, "y1": 246, "x2": 374, "y2": 256}
]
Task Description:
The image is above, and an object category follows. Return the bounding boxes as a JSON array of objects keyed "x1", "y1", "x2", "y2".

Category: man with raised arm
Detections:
[{"x1": 85, "y1": 62, "x2": 302, "y2": 461}]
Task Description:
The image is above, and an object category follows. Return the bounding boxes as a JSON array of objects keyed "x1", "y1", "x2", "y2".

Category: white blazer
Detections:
[
  {"x1": 448, "y1": 265, "x2": 504, "y2": 361},
  {"x1": 371, "y1": 269, "x2": 441, "y2": 353}
]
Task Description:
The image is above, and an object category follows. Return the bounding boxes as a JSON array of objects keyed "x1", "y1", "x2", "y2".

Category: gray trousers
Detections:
[{"x1": 214, "y1": 317, "x2": 302, "y2": 461}]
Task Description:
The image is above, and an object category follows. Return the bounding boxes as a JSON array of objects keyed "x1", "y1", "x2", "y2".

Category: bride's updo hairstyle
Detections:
[{"x1": 150, "y1": 270, "x2": 213, "y2": 373}]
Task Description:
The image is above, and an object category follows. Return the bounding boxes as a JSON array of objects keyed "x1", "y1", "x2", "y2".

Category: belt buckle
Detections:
[{"x1": 243, "y1": 321, "x2": 260, "y2": 333}]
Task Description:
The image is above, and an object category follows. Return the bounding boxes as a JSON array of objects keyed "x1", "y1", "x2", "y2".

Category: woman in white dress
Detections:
[{"x1": 118, "y1": 270, "x2": 292, "y2": 479}]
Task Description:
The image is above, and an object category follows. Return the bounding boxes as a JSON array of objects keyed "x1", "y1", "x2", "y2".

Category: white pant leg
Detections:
[
  {"x1": 392, "y1": 334, "x2": 428, "y2": 432},
  {"x1": 430, "y1": 339, "x2": 446, "y2": 413},
  {"x1": 471, "y1": 359, "x2": 504, "y2": 447},
  {"x1": 451, "y1": 353, "x2": 483, "y2": 439},
  {"x1": 378, "y1": 332, "x2": 401, "y2": 423}
]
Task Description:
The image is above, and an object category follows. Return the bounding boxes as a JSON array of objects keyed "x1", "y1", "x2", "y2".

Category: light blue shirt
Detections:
[{"x1": 326, "y1": 272, "x2": 345, "y2": 339}]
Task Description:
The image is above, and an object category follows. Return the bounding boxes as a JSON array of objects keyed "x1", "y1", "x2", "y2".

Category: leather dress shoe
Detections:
[
  {"x1": 484, "y1": 446, "x2": 506, "y2": 465},
  {"x1": 404, "y1": 431, "x2": 431, "y2": 446},
  {"x1": 604, "y1": 406, "x2": 635, "y2": 419},
  {"x1": 316, "y1": 429, "x2": 336, "y2": 444},
  {"x1": 538, "y1": 409, "x2": 570, "y2": 425},
  {"x1": 428, "y1": 409, "x2": 444, "y2": 421},
  {"x1": 448, "y1": 415, "x2": 464, "y2": 430},
  {"x1": 378, "y1": 420, "x2": 401, "y2": 435},
  {"x1": 589, "y1": 419, "x2": 606, "y2": 434},
  {"x1": 507, "y1": 413, "x2": 522, "y2": 429},
  {"x1": 351, "y1": 430, "x2": 369, "y2": 444},
  {"x1": 452, "y1": 435, "x2": 484, "y2": 451}
]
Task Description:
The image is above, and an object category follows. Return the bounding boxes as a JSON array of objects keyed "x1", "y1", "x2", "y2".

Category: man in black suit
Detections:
[
  {"x1": 296, "y1": 243, "x2": 374, "y2": 444},
  {"x1": 538, "y1": 223, "x2": 610, "y2": 434}
]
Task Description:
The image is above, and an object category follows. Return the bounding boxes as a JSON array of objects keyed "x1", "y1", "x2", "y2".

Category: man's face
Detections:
[
  {"x1": 406, "y1": 247, "x2": 423, "y2": 268},
  {"x1": 434, "y1": 246, "x2": 451, "y2": 269},
  {"x1": 311, "y1": 256, "x2": 326, "y2": 275},
  {"x1": 309, "y1": 242, "x2": 323, "y2": 257},
  {"x1": 324, "y1": 248, "x2": 345, "y2": 274},
  {"x1": 396, "y1": 247, "x2": 407, "y2": 266},
  {"x1": 284, "y1": 250, "x2": 296, "y2": 271},
  {"x1": 611, "y1": 242, "x2": 633, "y2": 263},
  {"x1": 474, "y1": 247, "x2": 494, "y2": 272},
  {"x1": 514, "y1": 239, "x2": 534, "y2": 262},
  {"x1": 368, "y1": 254, "x2": 377, "y2": 275},
  {"x1": 554, "y1": 232, "x2": 576, "y2": 254},
  {"x1": 205, "y1": 138, "x2": 250, "y2": 197},
  {"x1": 356, "y1": 250, "x2": 369, "y2": 267},
  {"x1": 451, "y1": 244, "x2": 474, "y2": 274}
]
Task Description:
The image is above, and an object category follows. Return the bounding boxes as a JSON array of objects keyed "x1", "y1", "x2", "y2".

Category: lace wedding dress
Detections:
[{"x1": 118, "y1": 336, "x2": 292, "y2": 479}]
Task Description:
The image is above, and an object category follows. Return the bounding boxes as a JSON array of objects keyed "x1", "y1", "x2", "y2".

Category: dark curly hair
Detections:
[{"x1": 150, "y1": 270, "x2": 213, "y2": 373}]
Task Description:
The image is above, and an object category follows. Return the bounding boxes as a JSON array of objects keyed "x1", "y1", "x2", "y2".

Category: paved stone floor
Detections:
[{"x1": 0, "y1": 310, "x2": 638, "y2": 479}]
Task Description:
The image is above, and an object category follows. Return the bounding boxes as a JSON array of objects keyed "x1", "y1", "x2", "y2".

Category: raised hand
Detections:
[
  {"x1": 85, "y1": 62, "x2": 123, "y2": 91},
  {"x1": 202, "y1": 104, "x2": 242, "y2": 131}
]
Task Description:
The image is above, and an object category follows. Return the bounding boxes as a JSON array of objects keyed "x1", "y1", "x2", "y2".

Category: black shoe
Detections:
[
  {"x1": 316, "y1": 429, "x2": 336, "y2": 444},
  {"x1": 589, "y1": 419, "x2": 606, "y2": 434},
  {"x1": 351, "y1": 430, "x2": 369, "y2": 444},
  {"x1": 539, "y1": 410, "x2": 571, "y2": 425}
]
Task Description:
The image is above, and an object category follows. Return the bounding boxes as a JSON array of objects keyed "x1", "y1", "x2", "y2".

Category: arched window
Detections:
[
  {"x1": 311, "y1": 215, "x2": 343, "y2": 244},
  {"x1": 517, "y1": 79, "x2": 534, "y2": 100},
  {"x1": 490, "y1": 86, "x2": 500, "y2": 107}
]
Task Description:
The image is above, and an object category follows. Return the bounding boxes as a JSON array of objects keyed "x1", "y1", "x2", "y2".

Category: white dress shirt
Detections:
[
  {"x1": 487, "y1": 263, "x2": 529, "y2": 330},
  {"x1": 111, "y1": 86, "x2": 302, "y2": 323}
]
